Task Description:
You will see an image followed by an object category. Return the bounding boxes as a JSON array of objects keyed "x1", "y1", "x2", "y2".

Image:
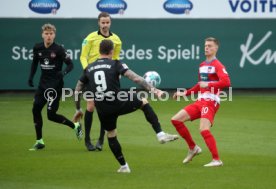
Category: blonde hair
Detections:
[{"x1": 41, "y1": 23, "x2": 56, "y2": 33}]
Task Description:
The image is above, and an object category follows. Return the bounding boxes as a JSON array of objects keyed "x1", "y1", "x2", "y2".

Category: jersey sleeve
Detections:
[
  {"x1": 80, "y1": 37, "x2": 91, "y2": 69},
  {"x1": 29, "y1": 45, "x2": 39, "y2": 80},
  {"x1": 112, "y1": 36, "x2": 122, "y2": 60},
  {"x1": 115, "y1": 60, "x2": 129, "y2": 75},
  {"x1": 208, "y1": 62, "x2": 231, "y2": 89},
  {"x1": 60, "y1": 46, "x2": 73, "y2": 76},
  {"x1": 79, "y1": 70, "x2": 89, "y2": 85},
  {"x1": 185, "y1": 83, "x2": 200, "y2": 96}
]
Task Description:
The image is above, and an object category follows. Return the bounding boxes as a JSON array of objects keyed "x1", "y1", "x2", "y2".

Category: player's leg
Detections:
[
  {"x1": 171, "y1": 102, "x2": 202, "y2": 163},
  {"x1": 199, "y1": 101, "x2": 222, "y2": 167},
  {"x1": 46, "y1": 90, "x2": 82, "y2": 140},
  {"x1": 107, "y1": 129, "x2": 130, "y2": 173},
  {"x1": 96, "y1": 124, "x2": 105, "y2": 151},
  {"x1": 139, "y1": 98, "x2": 179, "y2": 143},
  {"x1": 84, "y1": 99, "x2": 96, "y2": 151},
  {"x1": 29, "y1": 90, "x2": 47, "y2": 151},
  {"x1": 98, "y1": 112, "x2": 130, "y2": 173}
]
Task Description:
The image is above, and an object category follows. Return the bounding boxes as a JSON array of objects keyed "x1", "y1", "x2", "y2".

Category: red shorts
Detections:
[{"x1": 184, "y1": 99, "x2": 220, "y2": 125}]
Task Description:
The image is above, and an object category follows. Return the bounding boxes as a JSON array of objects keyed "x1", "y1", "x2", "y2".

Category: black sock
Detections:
[
  {"x1": 108, "y1": 137, "x2": 126, "y2": 166},
  {"x1": 47, "y1": 112, "x2": 75, "y2": 129},
  {"x1": 34, "y1": 118, "x2": 43, "y2": 140},
  {"x1": 33, "y1": 107, "x2": 43, "y2": 140},
  {"x1": 85, "y1": 110, "x2": 93, "y2": 141},
  {"x1": 98, "y1": 125, "x2": 105, "y2": 143},
  {"x1": 141, "y1": 104, "x2": 162, "y2": 134}
]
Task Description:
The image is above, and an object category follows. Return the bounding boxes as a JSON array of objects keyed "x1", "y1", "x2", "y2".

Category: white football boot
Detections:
[
  {"x1": 204, "y1": 159, "x2": 223, "y2": 167},
  {"x1": 117, "y1": 163, "x2": 131, "y2": 173},
  {"x1": 183, "y1": 145, "x2": 202, "y2": 164},
  {"x1": 157, "y1": 132, "x2": 179, "y2": 144}
]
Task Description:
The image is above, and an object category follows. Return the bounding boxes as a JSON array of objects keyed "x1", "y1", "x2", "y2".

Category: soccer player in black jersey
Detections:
[
  {"x1": 79, "y1": 12, "x2": 122, "y2": 151},
  {"x1": 28, "y1": 23, "x2": 82, "y2": 151},
  {"x1": 74, "y1": 40, "x2": 178, "y2": 173}
]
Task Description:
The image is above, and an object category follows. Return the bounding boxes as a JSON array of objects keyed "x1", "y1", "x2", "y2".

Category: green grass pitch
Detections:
[{"x1": 0, "y1": 93, "x2": 276, "y2": 189}]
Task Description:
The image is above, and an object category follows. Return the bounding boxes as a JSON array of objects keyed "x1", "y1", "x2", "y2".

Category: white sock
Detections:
[{"x1": 156, "y1": 131, "x2": 165, "y2": 138}]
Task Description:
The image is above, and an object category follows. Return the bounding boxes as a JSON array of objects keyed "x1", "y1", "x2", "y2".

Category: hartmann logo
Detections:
[
  {"x1": 229, "y1": 0, "x2": 276, "y2": 13},
  {"x1": 163, "y1": 0, "x2": 193, "y2": 14},
  {"x1": 29, "y1": 0, "x2": 60, "y2": 14},
  {"x1": 97, "y1": 0, "x2": 127, "y2": 14}
]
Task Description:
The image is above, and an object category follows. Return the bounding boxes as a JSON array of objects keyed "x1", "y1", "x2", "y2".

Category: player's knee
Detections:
[
  {"x1": 107, "y1": 129, "x2": 117, "y2": 138},
  {"x1": 47, "y1": 111, "x2": 56, "y2": 121},
  {"x1": 86, "y1": 100, "x2": 95, "y2": 112},
  {"x1": 32, "y1": 104, "x2": 42, "y2": 115},
  {"x1": 171, "y1": 119, "x2": 182, "y2": 129},
  {"x1": 141, "y1": 98, "x2": 148, "y2": 106}
]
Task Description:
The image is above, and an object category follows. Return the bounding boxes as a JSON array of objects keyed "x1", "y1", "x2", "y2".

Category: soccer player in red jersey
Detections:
[{"x1": 171, "y1": 37, "x2": 231, "y2": 167}]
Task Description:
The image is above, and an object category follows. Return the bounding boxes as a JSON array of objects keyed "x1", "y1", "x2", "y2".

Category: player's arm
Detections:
[
  {"x1": 28, "y1": 47, "x2": 38, "y2": 87},
  {"x1": 173, "y1": 84, "x2": 200, "y2": 99},
  {"x1": 207, "y1": 64, "x2": 230, "y2": 89},
  {"x1": 186, "y1": 84, "x2": 200, "y2": 95},
  {"x1": 73, "y1": 72, "x2": 88, "y2": 122},
  {"x1": 80, "y1": 38, "x2": 91, "y2": 69},
  {"x1": 112, "y1": 37, "x2": 122, "y2": 60},
  {"x1": 124, "y1": 69, "x2": 163, "y2": 97},
  {"x1": 74, "y1": 80, "x2": 84, "y2": 110},
  {"x1": 61, "y1": 48, "x2": 74, "y2": 76},
  {"x1": 73, "y1": 80, "x2": 84, "y2": 122}
]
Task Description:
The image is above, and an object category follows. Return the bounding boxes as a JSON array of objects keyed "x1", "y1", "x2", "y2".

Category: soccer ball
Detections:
[{"x1": 143, "y1": 71, "x2": 161, "y2": 87}]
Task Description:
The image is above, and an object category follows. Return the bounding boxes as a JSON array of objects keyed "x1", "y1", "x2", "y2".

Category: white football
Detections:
[{"x1": 143, "y1": 71, "x2": 161, "y2": 87}]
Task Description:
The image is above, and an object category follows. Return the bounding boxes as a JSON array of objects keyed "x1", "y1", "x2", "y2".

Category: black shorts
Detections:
[
  {"x1": 33, "y1": 87, "x2": 62, "y2": 112},
  {"x1": 95, "y1": 94, "x2": 143, "y2": 131},
  {"x1": 83, "y1": 83, "x2": 94, "y2": 100}
]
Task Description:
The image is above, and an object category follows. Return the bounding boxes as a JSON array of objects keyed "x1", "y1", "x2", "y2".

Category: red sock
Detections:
[
  {"x1": 171, "y1": 120, "x2": 195, "y2": 149},
  {"x1": 201, "y1": 130, "x2": 219, "y2": 160}
]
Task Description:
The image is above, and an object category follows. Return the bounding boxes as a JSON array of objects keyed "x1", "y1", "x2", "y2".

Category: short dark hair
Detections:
[
  {"x1": 205, "y1": 37, "x2": 219, "y2": 47},
  {"x1": 99, "y1": 40, "x2": 114, "y2": 55},
  {"x1": 98, "y1": 12, "x2": 111, "y2": 21}
]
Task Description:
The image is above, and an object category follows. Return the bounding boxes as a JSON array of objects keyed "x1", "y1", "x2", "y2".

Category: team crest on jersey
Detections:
[
  {"x1": 38, "y1": 52, "x2": 42, "y2": 56},
  {"x1": 50, "y1": 52, "x2": 56, "y2": 58},
  {"x1": 208, "y1": 67, "x2": 212, "y2": 73},
  {"x1": 44, "y1": 58, "x2": 49, "y2": 65}
]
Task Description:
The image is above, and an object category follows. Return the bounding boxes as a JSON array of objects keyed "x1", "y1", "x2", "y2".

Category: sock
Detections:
[
  {"x1": 201, "y1": 130, "x2": 219, "y2": 160},
  {"x1": 84, "y1": 110, "x2": 93, "y2": 141},
  {"x1": 47, "y1": 112, "x2": 75, "y2": 129},
  {"x1": 98, "y1": 125, "x2": 105, "y2": 143},
  {"x1": 171, "y1": 120, "x2": 195, "y2": 150},
  {"x1": 141, "y1": 104, "x2": 162, "y2": 134},
  {"x1": 108, "y1": 136, "x2": 126, "y2": 166},
  {"x1": 33, "y1": 109, "x2": 43, "y2": 140}
]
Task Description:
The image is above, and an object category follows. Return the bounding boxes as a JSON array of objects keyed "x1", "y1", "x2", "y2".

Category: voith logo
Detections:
[
  {"x1": 29, "y1": 0, "x2": 60, "y2": 14},
  {"x1": 97, "y1": 0, "x2": 127, "y2": 14},
  {"x1": 163, "y1": 0, "x2": 193, "y2": 14},
  {"x1": 229, "y1": 0, "x2": 276, "y2": 13}
]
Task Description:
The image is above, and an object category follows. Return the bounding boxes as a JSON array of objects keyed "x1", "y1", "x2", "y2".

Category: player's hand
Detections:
[
  {"x1": 73, "y1": 109, "x2": 83, "y2": 122},
  {"x1": 153, "y1": 88, "x2": 164, "y2": 98},
  {"x1": 199, "y1": 81, "x2": 208, "y2": 88},
  {"x1": 28, "y1": 79, "x2": 34, "y2": 87},
  {"x1": 173, "y1": 91, "x2": 187, "y2": 99}
]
